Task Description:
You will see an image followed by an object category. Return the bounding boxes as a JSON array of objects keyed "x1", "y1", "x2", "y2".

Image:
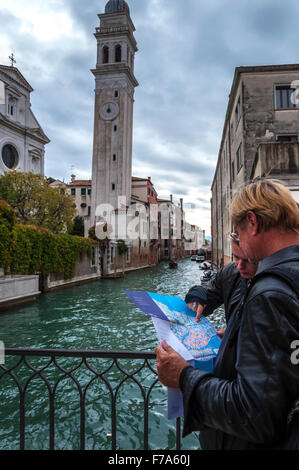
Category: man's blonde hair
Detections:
[{"x1": 230, "y1": 179, "x2": 299, "y2": 233}]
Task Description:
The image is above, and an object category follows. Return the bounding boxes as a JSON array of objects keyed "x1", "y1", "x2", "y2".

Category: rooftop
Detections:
[{"x1": 68, "y1": 180, "x2": 91, "y2": 187}]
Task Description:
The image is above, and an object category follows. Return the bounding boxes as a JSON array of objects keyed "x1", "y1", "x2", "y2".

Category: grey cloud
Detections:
[
  {"x1": 196, "y1": 196, "x2": 211, "y2": 204},
  {"x1": 64, "y1": 0, "x2": 102, "y2": 34},
  {"x1": 193, "y1": 203, "x2": 211, "y2": 213},
  {"x1": 0, "y1": 10, "x2": 20, "y2": 33}
]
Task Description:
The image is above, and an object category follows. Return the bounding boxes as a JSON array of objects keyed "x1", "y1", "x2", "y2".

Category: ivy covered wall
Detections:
[{"x1": 0, "y1": 201, "x2": 93, "y2": 279}]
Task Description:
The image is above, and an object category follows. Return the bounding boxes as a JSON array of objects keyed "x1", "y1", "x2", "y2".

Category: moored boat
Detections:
[
  {"x1": 200, "y1": 269, "x2": 217, "y2": 284},
  {"x1": 169, "y1": 261, "x2": 178, "y2": 269}
]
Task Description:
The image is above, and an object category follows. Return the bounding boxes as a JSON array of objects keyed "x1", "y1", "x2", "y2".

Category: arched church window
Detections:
[
  {"x1": 2, "y1": 144, "x2": 18, "y2": 169},
  {"x1": 115, "y1": 45, "x2": 122, "y2": 63},
  {"x1": 102, "y1": 46, "x2": 109, "y2": 64},
  {"x1": 7, "y1": 96, "x2": 17, "y2": 117}
]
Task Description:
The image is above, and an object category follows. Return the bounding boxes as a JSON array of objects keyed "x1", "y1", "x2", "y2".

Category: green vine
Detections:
[
  {"x1": 0, "y1": 201, "x2": 93, "y2": 279},
  {"x1": 117, "y1": 240, "x2": 128, "y2": 255},
  {"x1": 0, "y1": 200, "x2": 17, "y2": 272}
]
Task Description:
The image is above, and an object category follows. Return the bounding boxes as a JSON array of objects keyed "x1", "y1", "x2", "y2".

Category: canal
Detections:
[{"x1": 0, "y1": 258, "x2": 225, "y2": 451}]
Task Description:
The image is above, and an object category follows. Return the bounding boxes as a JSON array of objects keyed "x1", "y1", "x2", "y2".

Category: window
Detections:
[
  {"x1": 2, "y1": 144, "x2": 18, "y2": 169},
  {"x1": 81, "y1": 188, "x2": 86, "y2": 196},
  {"x1": 114, "y1": 125, "x2": 117, "y2": 132},
  {"x1": 115, "y1": 45, "x2": 122, "y2": 63},
  {"x1": 231, "y1": 160, "x2": 235, "y2": 182},
  {"x1": 71, "y1": 188, "x2": 76, "y2": 196},
  {"x1": 277, "y1": 135, "x2": 298, "y2": 142},
  {"x1": 234, "y1": 96, "x2": 241, "y2": 127},
  {"x1": 88, "y1": 188, "x2": 91, "y2": 195},
  {"x1": 7, "y1": 96, "x2": 17, "y2": 117},
  {"x1": 275, "y1": 85, "x2": 296, "y2": 109},
  {"x1": 88, "y1": 206, "x2": 91, "y2": 216},
  {"x1": 230, "y1": 122, "x2": 234, "y2": 142},
  {"x1": 113, "y1": 154, "x2": 116, "y2": 162},
  {"x1": 111, "y1": 247, "x2": 114, "y2": 263},
  {"x1": 236, "y1": 143, "x2": 243, "y2": 172},
  {"x1": 91, "y1": 246, "x2": 96, "y2": 267},
  {"x1": 102, "y1": 46, "x2": 109, "y2": 64},
  {"x1": 112, "y1": 183, "x2": 116, "y2": 191},
  {"x1": 114, "y1": 90, "x2": 119, "y2": 98}
]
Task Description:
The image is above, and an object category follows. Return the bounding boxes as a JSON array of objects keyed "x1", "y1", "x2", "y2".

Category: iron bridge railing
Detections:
[{"x1": 0, "y1": 348, "x2": 184, "y2": 451}]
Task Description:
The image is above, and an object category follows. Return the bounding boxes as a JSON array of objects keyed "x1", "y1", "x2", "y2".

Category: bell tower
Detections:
[{"x1": 90, "y1": 0, "x2": 138, "y2": 224}]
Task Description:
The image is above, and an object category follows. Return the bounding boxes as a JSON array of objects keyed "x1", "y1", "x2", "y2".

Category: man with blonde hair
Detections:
[
  {"x1": 185, "y1": 239, "x2": 257, "y2": 327},
  {"x1": 155, "y1": 179, "x2": 299, "y2": 450},
  {"x1": 230, "y1": 178, "x2": 299, "y2": 261}
]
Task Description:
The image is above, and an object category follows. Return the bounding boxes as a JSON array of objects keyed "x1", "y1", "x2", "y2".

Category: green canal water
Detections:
[{"x1": 0, "y1": 258, "x2": 225, "y2": 451}]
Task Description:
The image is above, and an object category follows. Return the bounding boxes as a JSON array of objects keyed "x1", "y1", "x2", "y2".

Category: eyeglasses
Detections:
[{"x1": 228, "y1": 232, "x2": 240, "y2": 243}]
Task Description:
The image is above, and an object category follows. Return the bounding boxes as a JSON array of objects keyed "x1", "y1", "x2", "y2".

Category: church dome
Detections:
[{"x1": 105, "y1": 0, "x2": 130, "y2": 14}]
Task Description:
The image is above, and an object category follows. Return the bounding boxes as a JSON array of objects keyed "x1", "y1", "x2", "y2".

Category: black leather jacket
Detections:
[
  {"x1": 186, "y1": 261, "x2": 246, "y2": 323},
  {"x1": 180, "y1": 245, "x2": 299, "y2": 450}
]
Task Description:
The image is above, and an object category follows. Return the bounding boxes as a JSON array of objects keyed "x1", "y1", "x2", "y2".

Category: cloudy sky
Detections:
[{"x1": 1, "y1": 0, "x2": 299, "y2": 235}]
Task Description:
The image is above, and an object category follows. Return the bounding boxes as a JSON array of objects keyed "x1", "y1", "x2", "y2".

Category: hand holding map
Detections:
[{"x1": 155, "y1": 340, "x2": 190, "y2": 388}]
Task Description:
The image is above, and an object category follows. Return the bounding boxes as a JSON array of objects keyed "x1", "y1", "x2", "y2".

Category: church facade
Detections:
[{"x1": 0, "y1": 64, "x2": 50, "y2": 176}]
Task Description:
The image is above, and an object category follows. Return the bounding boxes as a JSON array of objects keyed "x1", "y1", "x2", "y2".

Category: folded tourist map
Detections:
[{"x1": 125, "y1": 291, "x2": 221, "y2": 418}]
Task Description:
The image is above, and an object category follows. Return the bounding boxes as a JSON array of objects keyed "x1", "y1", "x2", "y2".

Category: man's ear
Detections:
[{"x1": 245, "y1": 211, "x2": 259, "y2": 235}]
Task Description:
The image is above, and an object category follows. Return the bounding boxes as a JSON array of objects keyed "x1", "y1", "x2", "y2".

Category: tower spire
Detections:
[{"x1": 90, "y1": 2, "x2": 138, "y2": 225}]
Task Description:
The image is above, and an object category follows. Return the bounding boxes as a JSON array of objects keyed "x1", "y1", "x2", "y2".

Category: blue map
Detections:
[
  {"x1": 126, "y1": 291, "x2": 221, "y2": 419},
  {"x1": 126, "y1": 291, "x2": 220, "y2": 365}
]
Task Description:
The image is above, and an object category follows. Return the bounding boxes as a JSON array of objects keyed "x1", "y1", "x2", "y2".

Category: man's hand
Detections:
[
  {"x1": 187, "y1": 302, "x2": 207, "y2": 322},
  {"x1": 155, "y1": 340, "x2": 189, "y2": 388},
  {"x1": 216, "y1": 328, "x2": 226, "y2": 339}
]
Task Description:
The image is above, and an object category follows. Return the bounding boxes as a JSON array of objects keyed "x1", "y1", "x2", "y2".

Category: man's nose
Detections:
[{"x1": 237, "y1": 260, "x2": 246, "y2": 270}]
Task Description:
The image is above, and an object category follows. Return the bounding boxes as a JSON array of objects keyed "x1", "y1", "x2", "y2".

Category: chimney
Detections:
[
  {"x1": 71, "y1": 174, "x2": 76, "y2": 183},
  {"x1": 180, "y1": 198, "x2": 183, "y2": 210},
  {"x1": 170, "y1": 194, "x2": 173, "y2": 203}
]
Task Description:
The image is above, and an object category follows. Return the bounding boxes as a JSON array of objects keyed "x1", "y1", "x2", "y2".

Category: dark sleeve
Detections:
[
  {"x1": 184, "y1": 269, "x2": 225, "y2": 317},
  {"x1": 201, "y1": 268, "x2": 225, "y2": 316},
  {"x1": 184, "y1": 286, "x2": 207, "y2": 306},
  {"x1": 180, "y1": 291, "x2": 299, "y2": 443},
  {"x1": 201, "y1": 263, "x2": 241, "y2": 318}
]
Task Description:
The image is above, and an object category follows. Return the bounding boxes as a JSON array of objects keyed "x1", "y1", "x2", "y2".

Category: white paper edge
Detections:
[{"x1": 152, "y1": 316, "x2": 194, "y2": 361}]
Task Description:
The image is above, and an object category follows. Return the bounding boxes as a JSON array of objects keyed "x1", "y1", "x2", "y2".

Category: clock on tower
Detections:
[{"x1": 99, "y1": 101, "x2": 119, "y2": 121}]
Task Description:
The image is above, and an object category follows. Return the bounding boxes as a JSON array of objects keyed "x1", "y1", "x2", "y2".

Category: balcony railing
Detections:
[{"x1": 0, "y1": 348, "x2": 184, "y2": 451}]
